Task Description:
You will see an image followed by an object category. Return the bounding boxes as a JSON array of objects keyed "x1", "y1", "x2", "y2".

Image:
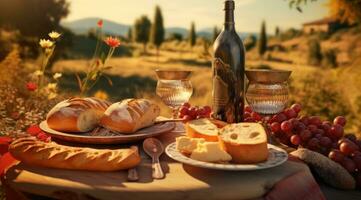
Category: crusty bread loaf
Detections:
[
  {"x1": 99, "y1": 99, "x2": 160, "y2": 134},
  {"x1": 46, "y1": 97, "x2": 111, "y2": 133},
  {"x1": 219, "y1": 123, "x2": 268, "y2": 164},
  {"x1": 9, "y1": 137, "x2": 141, "y2": 171},
  {"x1": 186, "y1": 118, "x2": 219, "y2": 142}
]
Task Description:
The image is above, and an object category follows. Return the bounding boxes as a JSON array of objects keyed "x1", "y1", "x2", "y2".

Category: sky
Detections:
[{"x1": 65, "y1": 0, "x2": 328, "y2": 33}]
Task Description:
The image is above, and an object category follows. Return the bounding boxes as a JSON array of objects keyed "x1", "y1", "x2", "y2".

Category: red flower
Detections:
[
  {"x1": 26, "y1": 82, "x2": 37, "y2": 91},
  {"x1": 97, "y1": 19, "x2": 103, "y2": 28},
  {"x1": 104, "y1": 37, "x2": 121, "y2": 48},
  {"x1": 26, "y1": 125, "x2": 41, "y2": 136}
]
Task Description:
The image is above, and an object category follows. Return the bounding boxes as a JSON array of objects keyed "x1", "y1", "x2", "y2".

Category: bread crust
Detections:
[
  {"x1": 9, "y1": 137, "x2": 141, "y2": 171},
  {"x1": 219, "y1": 140, "x2": 268, "y2": 164},
  {"x1": 99, "y1": 99, "x2": 160, "y2": 134},
  {"x1": 46, "y1": 97, "x2": 111, "y2": 133}
]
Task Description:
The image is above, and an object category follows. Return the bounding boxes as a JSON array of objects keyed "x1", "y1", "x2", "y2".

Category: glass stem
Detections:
[{"x1": 172, "y1": 108, "x2": 179, "y2": 119}]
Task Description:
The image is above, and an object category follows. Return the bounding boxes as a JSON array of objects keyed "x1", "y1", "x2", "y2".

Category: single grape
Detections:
[
  {"x1": 289, "y1": 118, "x2": 299, "y2": 126},
  {"x1": 314, "y1": 133, "x2": 323, "y2": 140},
  {"x1": 188, "y1": 107, "x2": 197, "y2": 118},
  {"x1": 307, "y1": 124, "x2": 318, "y2": 133},
  {"x1": 320, "y1": 137, "x2": 332, "y2": 148},
  {"x1": 320, "y1": 123, "x2": 332, "y2": 134},
  {"x1": 294, "y1": 123, "x2": 306, "y2": 133},
  {"x1": 203, "y1": 106, "x2": 212, "y2": 114},
  {"x1": 341, "y1": 157, "x2": 356, "y2": 173},
  {"x1": 291, "y1": 103, "x2": 302, "y2": 113},
  {"x1": 309, "y1": 116, "x2": 322, "y2": 126},
  {"x1": 290, "y1": 135, "x2": 301, "y2": 146},
  {"x1": 281, "y1": 121, "x2": 292, "y2": 132},
  {"x1": 328, "y1": 150, "x2": 344, "y2": 163},
  {"x1": 300, "y1": 130, "x2": 312, "y2": 142},
  {"x1": 330, "y1": 124, "x2": 344, "y2": 139},
  {"x1": 182, "y1": 102, "x2": 191, "y2": 108},
  {"x1": 270, "y1": 122, "x2": 281, "y2": 133},
  {"x1": 179, "y1": 107, "x2": 189, "y2": 115},
  {"x1": 251, "y1": 112, "x2": 262, "y2": 121},
  {"x1": 197, "y1": 108, "x2": 206, "y2": 116},
  {"x1": 299, "y1": 116, "x2": 309, "y2": 126},
  {"x1": 182, "y1": 115, "x2": 192, "y2": 121},
  {"x1": 284, "y1": 108, "x2": 297, "y2": 119},
  {"x1": 322, "y1": 121, "x2": 332, "y2": 126},
  {"x1": 314, "y1": 129, "x2": 325, "y2": 136},
  {"x1": 307, "y1": 138, "x2": 320, "y2": 150},
  {"x1": 244, "y1": 105, "x2": 253, "y2": 113},
  {"x1": 339, "y1": 141, "x2": 359, "y2": 156},
  {"x1": 334, "y1": 116, "x2": 346, "y2": 127},
  {"x1": 244, "y1": 112, "x2": 251, "y2": 119},
  {"x1": 275, "y1": 113, "x2": 288, "y2": 123}
]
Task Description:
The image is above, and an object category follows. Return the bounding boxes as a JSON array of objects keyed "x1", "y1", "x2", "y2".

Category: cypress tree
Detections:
[
  {"x1": 258, "y1": 20, "x2": 267, "y2": 57},
  {"x1": 134, "y1": 15, "x2": 151, "y2": 53},
  {"x1": 150, "y1": 5, "x2": 165, "y2": 60},
  {"x1": 275, "y1": 26, "x2": 280, "y2": 37},
  {"x1": 127, "y1": 27, "x2": 133, "y2": 42},
  {"x1": 189, "y1": 22, "x2": 196, "y2": 48}
]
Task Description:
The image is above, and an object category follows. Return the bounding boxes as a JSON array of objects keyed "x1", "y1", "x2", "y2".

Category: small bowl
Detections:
[
  {"x1": 155, "y1": 70, "x2": 192, "y2": 80},
  {"x1": 245, "y1": 69, "x2": 292, "y2": 84}
]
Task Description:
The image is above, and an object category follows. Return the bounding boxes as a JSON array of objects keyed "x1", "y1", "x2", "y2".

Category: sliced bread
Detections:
[
  {"x1": 186, "y1": 118, "x2": 219, "y2": 142},
  {"x1": 219, "y1": 123, "x2": 268, "y2": 164}
]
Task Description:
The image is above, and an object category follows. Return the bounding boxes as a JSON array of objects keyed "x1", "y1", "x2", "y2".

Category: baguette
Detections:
[
  {"x1": 9, "y1": 137, "x2": 141, "y2": 171},
  {"x1": 100, "y1": 99, "x2": 160, "y2": 133}
]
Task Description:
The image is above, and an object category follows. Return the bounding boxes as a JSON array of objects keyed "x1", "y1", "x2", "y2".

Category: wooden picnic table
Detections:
[{"x1": 0, "y1": 130, "x2": 353, "y2": 200}]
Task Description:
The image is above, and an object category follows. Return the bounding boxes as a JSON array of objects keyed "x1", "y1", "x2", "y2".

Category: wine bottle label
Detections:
[{"x1": 212, "y1": 58, "x2": 238, "y2": 123}]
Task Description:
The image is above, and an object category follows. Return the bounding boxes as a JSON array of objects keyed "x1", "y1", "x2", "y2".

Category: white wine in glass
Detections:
[{"x1": 155, "y1": 70, "x2": 193, "y2": 132}]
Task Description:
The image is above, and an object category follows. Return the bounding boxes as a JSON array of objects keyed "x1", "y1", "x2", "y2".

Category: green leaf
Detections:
[
  {"x1": 296, "y1": 6, "x2": 303, "y2": 12},
  {"x1": 75, "y1": 73, "x2": 83, "y2": 91}
]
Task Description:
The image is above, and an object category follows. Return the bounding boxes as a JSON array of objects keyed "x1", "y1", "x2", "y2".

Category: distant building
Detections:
[{"x1": 302, "y1": 18, "x2": 345, "y2": 34}]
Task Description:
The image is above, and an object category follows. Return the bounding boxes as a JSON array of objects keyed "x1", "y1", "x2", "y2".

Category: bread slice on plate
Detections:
[
  {"x1": 219, "y1": 123, "x2": 268, "y2": 164},
  {"x1": 186, "y1": 118, "x2": 219, "y2": 141}
]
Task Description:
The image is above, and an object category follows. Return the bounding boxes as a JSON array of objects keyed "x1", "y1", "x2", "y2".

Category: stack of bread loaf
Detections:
[
  {"x1": 46, "y1": 97, "x2": 160, "y2": 134},
  {"x1": 176, "y1": 118, "x2": 269, "y2": 164}
]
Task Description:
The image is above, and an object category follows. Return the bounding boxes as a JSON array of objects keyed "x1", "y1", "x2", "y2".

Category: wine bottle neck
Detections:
[{"x1": 224, "y1": 0, "x2": 235, "y2": 31}]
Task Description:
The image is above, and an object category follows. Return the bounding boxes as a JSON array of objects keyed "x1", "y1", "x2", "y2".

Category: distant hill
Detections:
[{"x1": 62, "y1": 17, "x2": 257, "y2": 39}]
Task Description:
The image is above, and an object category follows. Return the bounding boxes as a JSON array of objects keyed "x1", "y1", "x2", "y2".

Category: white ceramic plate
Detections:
[{"x1": 165, "y1": 142, "x2": 288, "y2": 171}]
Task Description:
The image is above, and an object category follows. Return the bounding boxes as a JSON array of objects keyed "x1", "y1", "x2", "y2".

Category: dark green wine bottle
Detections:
[{"x1": 212, "y1": 0, "x2": 245, "y2": 123}]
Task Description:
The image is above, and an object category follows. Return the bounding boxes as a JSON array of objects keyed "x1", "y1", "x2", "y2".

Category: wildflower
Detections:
[
  {"x1": 10, "y1": 112, "x2": 20, "y2": 120},
  {"x1": 26, "y1": 82, "x2": 37, "y2": 91},
  {"x1": 48, "y1": 31, "x2": 61, "y2": 39},
  {"x1": 26, "y1": 125, "x2": 41, "y2": 136},
  {"x1": 97, "y1": 19, "x2": 103, "y2": 28},
  {"x1": 48, "y1": 92, "x2": 57, "y2": 100},
  {"x1": 39, "y1": 39, "x2": 54, "y2": 48},
  {"x1": 53, "y1": 73, "x2": 62, "y2": 79},
  {"x1": 46, "y1": 83, "x2": 57, "y2": 91},
  {"x1": 33, "y1": 70, "x2": 43, "y2": 76},
  {"x1": 94, "y1": 90, "x2": 108, "y2": 100},
  {"x1": 104, "y1": 37, "x2": 121, "y2": 48}
]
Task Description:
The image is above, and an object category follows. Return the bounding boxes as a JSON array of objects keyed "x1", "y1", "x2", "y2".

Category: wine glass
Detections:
[
  {"x1": 155, "y1": 70, "x2": 193, "y2": 132},
  {"x1": 245, "y1": 69, "x2": 291, "y2": 116},
  {"x1": 245, "y1": 69, "x2": 292, "y2": 145}
]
